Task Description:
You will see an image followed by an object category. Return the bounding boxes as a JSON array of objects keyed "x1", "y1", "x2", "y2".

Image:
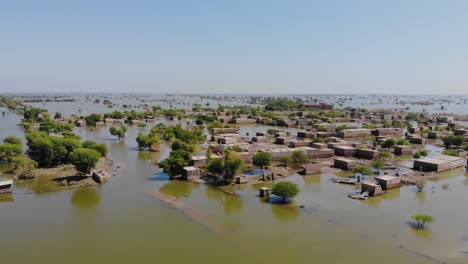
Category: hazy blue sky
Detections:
[{"x1": 1, "y1": 0, "x2": 467, "y2": 94}]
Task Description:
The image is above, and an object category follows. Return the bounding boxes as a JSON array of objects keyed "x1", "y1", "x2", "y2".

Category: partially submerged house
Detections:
[
  {"x1": 336, "y1": 129, "x2": 372, "y2": 138},
  {"x1": 372, "y1": 128, "x2": 402, "y2": 137},
  {"x1": 334, "y1": 146, "x2": 357, "y2": 157},
  {"x1": 297, "y1": 131, "x2": 314, "y2": 138},
  {"x1": 428, "y1": 131, "x2": 443, "y2": 139},
  {"x1": 230, "y1": 118, "x2": 257, "y2": 124},
  {"x1": 182, "y1": 166, "x2": 200, "y2": 180},
  {"x1": 375, "y1": 176, "x2": 401, "y2": 190},
  {"x1": 394, "y1": 145, "x2": 413, "y2": 155},
  {"x1": 361, "y1": 181, "x2": 384, "y2": 196},
  {"x1": 288, "y1": 139, "x2": 311, "y2": 148},
  {"x1": 299, "y1": 163, "x2": 321, "y2": 175},
  {"x1": 191, "y1": 154, "x2": 222, "y2": 168},
  {"x1": 409, "y1": 136, "x2": 426, "y2": 144},
  {"x1": 413, "y1": 155, "x2": 465, "y2": 172},
  {"x1": 334, "y1": 158, "x2": 357, "y2": 170},
  {"x1": 355, "y1": 149, "x2": 379, "y2": 160},
  {"x1": 275, "y1": 137, "x2": 289, "y2": 145},
  {"x1": 252, "y1": 136, "x2": 268, "y2": 142},
  {"x1": 0, "y1": 179, "x2": 13, "y2": 194}
]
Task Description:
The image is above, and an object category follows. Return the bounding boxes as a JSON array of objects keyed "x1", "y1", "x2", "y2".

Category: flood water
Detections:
[{"x1": 1, "y1": 98, "x2": 468, "y2": 264}]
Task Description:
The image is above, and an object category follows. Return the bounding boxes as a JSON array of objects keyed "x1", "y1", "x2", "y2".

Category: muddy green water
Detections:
[{"x1": 1, "y1": 106, "x2": 468, "y2": 264}]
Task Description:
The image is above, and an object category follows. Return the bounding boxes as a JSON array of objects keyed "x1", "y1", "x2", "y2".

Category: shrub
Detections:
[
  {"x1": 292, "y1": 150, "x2": 308, "y2": 163},
  {"x1": 442, "y1": 149, "x2": 459, "y2": 157},
  {"x1": 280, "y1": 156, "x2": 293, "y2": 167},
  {"x1": 353, "y1": 165, "x2": 374, "y2": 176},
  {"x1": 370, "y1": 160, "x2": 385, "y2": 172},
  {"x1": 316, "y1": 125, "x2": 327, "y2": 132},
  {"x1": 378, "y1": 151, "x2": 391, "y2": 159},
  {"x1": 395, "y1": 138, "x2": 410, "y2": 146},
  {"x1": 267, "y1": 129, "x2": 279, "y2": 135}
]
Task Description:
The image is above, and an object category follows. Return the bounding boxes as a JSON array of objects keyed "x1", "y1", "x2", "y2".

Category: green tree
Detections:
[
  {"x1": 70, "y1": 148, "x2": 101, "y2": 175},
  {"x1": 267, "y1": 129, "x2": 279, "y2": 136},
  {"x1": 370, "y1": 160, "x2": 385, "y2": 173},
  {"x1": 316, "y1": 125, "x2": 327, "y2": 132},
  {"x1": 0, "y1": 143, "x2": 23, "y2": 161},
  {"x1": 82, "y1": 140, "x2": 97, "y2": 149},
  {"x1": 378, "y1": 151, "x2": 391, "y2": 159},
  {"x1": 81, "y1": 140, "x2": 106, "y2": 156},
  {"x1": 252, "y1": 152, "x2": 272, "y2": 173},
  {"x1": 452, "y1": 135, "x2": 465, "y2": 148},
  {"x1": 136, "y1": 133, "x2": 160, "y2": 150},
  {"x1": 171, "y1": 140, "x2": 194, "y2": 152},
  {"x1": 84, "y1": 113, "x2": 103, "y2": 126},
  {"x1": 280, "y1": 156, "x2": 293, "y2": 167},
  {"x1": 11, "y1": 156, "x2": 37, "y2": 178},
  {"x1": 136, "y1": 133, "x2": 149, "y2": 150},
  {"x1": 158, "y1": 149, "x2": 192, "y2": 176},
  {"x1": 442, "y1": 134, "x2": 454, "y2": 149},
  {"x1": 3, "y1": 136, "x2": 22, "y2": 145},
  {"x1": 222, "y1": 154, "x2": 243, "y2": 183},
  {"x1": 381, "y1": 139, "x2": 395, "y2": 150},
  {"x1": 353, "y1": 165, "x2": 374, "y2": 176},
  {"x1": 206, "y1": 152, "x2": 243, "y2": 183},
  {"x1": 411, "y1": 214, "x2": 435, "y2": 229},
  {"x1": 92, "y1": 143, "x2": 108, "y2": 157},
  {"x1": 395, "y1": 138, "x2": 410, "y2": 146},
  {"x1": 110, "y1": 126, "x2": 127, "y2": 140},
  {"x1": 335, "y1": 124, "x2": 348, "y2": 131},
  {"x1": 207, "y1": 158, "x2": 224, "y2": 176},
  {"x1": 271, "y1": 181, "x2": 300, "y2": 202},
  {"x1": 23, "y1": 107, "x2": 46, "y2": 121},
  {"x1": 230, "y1": 145, "x2": 244, "y2": 152},
  {"x1": 26, "y1": 132, "x2": 54, "y2": 166},
  {"x1": 292, "y1": 150, "x2": 308, "y2": 163}
]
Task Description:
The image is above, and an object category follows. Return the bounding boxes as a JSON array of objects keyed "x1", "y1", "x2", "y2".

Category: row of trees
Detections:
[{"x1": 25, "y1": 131, "x2": 107, "y2": 174}]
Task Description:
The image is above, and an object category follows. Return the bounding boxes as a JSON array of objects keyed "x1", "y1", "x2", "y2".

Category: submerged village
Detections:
[{"x1": 1, "y1": 94, "x2": 468, "y2": 263}]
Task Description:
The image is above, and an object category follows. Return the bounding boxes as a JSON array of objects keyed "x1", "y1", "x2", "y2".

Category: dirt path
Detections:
[{"x1": 149, "y1": 188, "x2": 259, "y2": 259}]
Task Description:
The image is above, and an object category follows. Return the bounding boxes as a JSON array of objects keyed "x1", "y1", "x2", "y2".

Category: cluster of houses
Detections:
[
  {"x1": 73, "y1": 115, "x2": 156, "y2": 127},
  {"x1": 182, "y1": 115, "x2": 467, "y2": 199}
]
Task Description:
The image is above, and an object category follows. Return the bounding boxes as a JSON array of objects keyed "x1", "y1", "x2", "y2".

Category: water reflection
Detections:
[
  {"x1": 415, "y1": 191, "x2": 426, "y2": 205},
  {"x1": 0, "y1": 162, "x2": 13, "y2": 174},
  {"x1": 159, "y1": 180, "x2": 200, "y2": 199},
  {"x1": 302, "y1": 174, "x2": 321, "y2": 187},
  {"x1": 205, "y1": 186, "x2": 244, "y2": 215},
  {"x1": 365, "y1": 188, "x2": 401, "y2": 207},
  {"x1": 271, "y1": 204, "x2": 300, "y2": 222},
  {"x1": 148, "y1": 172, "x2": 170, "y2": 182},
  {"x1": 407, "y1": 221, "x2": 433, "y2": 239},
  {"x1": 0, "y1": 193, "x2": 14, "y2": 202},
  {"x1": 434, "y1": 168, "x2": 465, "y2": 181},
  {"x1": 71, "y1": 187, "x2": 101, "y2": 209},
  {"x1": 137, "y1": 150, "x2": 161, "y2": 161}
]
